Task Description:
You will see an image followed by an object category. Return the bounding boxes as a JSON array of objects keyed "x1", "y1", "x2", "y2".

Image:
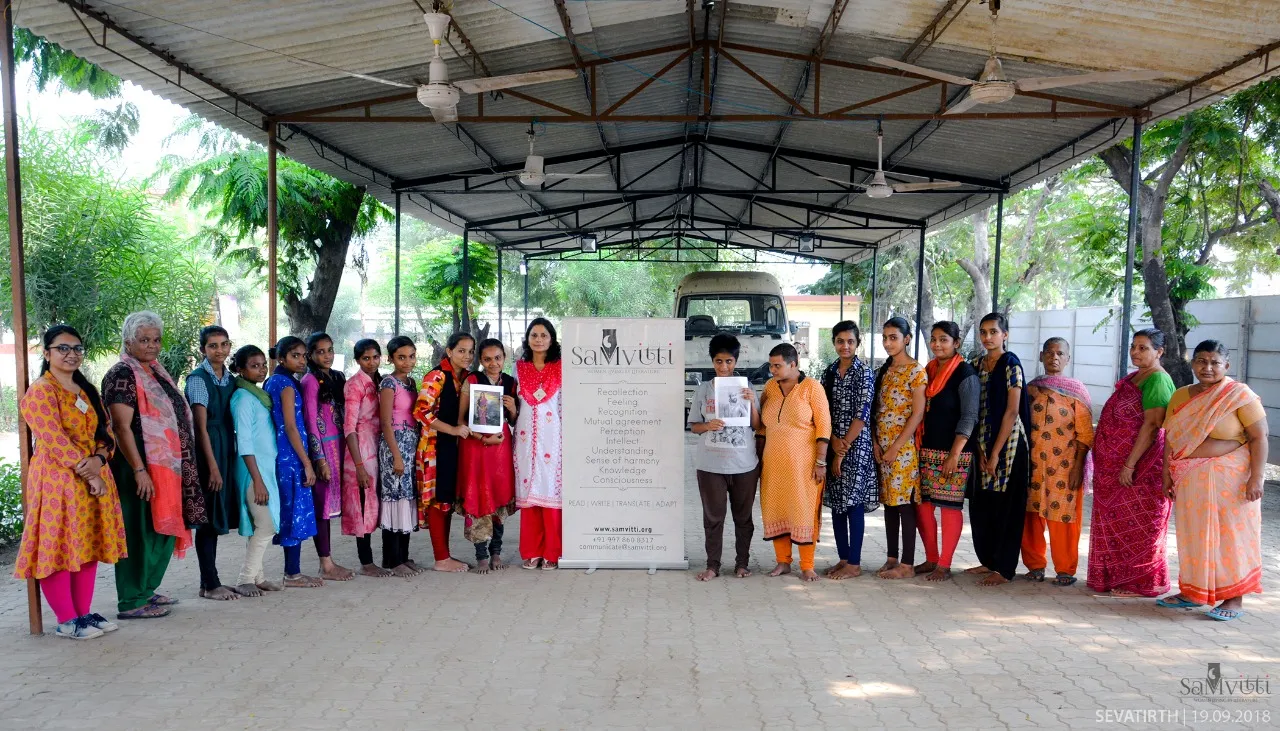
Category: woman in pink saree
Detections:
[
  {"x1": 1158, "y1": 340, "x2": 1266, "y2": 621},
  {"x1": 1086, "y1": 329, "x2": 1176, "y2": 597}
]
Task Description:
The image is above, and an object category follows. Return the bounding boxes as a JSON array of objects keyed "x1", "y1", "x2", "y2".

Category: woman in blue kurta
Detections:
[
  {"x1": 227, "y1": 345, "x2": 282, "y2": 596},
  {"x1": 264, "y1": 336, "x2": 321, "y2": 588}
]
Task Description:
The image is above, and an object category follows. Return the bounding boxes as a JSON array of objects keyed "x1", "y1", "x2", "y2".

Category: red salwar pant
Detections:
[{"x1": 519, "y1": 506, "x2": 562, "y2": 564}]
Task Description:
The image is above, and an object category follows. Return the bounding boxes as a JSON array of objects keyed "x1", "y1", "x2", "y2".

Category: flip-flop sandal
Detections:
[
  {"x1": 1156, "y1": 595, "x2": 1199, "y2": 609},
  {"x1": 117, "y1": 604, "x2": 171, "y2": 620},
  {"x1": 1052, "y1": 575, "x2": 1078, "y2": 587},
  {"x1": 148, "y1": 594, "x2": 180, "y2": 606},
  {"x1": 521, "y1": 558, "x2": 543, "y2": 570},
  {"x1": 1206, "y1": 607, "x2": 1244, "y2": 621},
  {"x1": 1025, "y1": 569, "x2": 1046, "y2": 582}
]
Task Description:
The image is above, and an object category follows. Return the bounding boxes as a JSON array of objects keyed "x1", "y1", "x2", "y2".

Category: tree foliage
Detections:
[
  {"x1": 0, "y1": 124, "x2": 216, "y2": 375},
  {"x1": 14, "y1": 29, "x2": 121, "y2": 99}
]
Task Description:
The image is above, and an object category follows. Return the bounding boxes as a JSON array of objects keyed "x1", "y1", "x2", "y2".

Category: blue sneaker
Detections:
[
  {"x1": 85, "y1": 613, "x2": 119, "y2": 633},
  {"x1": 55, "y1": 616, "x2": 104, "y2": 640}
]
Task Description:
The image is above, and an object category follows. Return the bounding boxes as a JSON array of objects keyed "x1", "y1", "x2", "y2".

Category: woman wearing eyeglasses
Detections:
[{"x1": 15, "y1": 325, "x2": 127, "y2": 639}]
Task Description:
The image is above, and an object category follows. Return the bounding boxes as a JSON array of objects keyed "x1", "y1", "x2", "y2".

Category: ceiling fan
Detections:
[
  {"x1": 323, "y1": 12, "x2": 578, "y2": 123},
  {"x1": 868, "y1": 0, "x2": 1166, "y2": 115},
  {"x1": 468, "y1": 129, "x2": 610, "y2": 188},
  {"x1": 815, "y1": 132, "x2": 962, "y2": 199}
]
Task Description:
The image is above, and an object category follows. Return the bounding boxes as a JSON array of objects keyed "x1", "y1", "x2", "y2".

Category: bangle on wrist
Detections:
[{"x1": 133, "y1": 466, "x2": 146, "y2": 473}]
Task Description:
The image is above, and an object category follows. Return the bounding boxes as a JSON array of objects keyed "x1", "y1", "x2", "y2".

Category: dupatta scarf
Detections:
[{"x1": 119, "y1": 352, "x2": 194, "y2": 555}]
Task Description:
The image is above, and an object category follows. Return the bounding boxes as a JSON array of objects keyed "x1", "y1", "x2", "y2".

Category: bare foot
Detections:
[
  {"x1": 769, "y1": 562, "x2": 793, "y2": 577},
  {"x1": 360, "y1": 563, "x2": 393, "y2": 578},
  {"x1": 978, "y1": 573, "x2": 1009, "y2": 587},
  {"x1": 800, "y1": 569, "x2": 820, "y2": 582},
  {"x1": 471, "y1": 561, "x2": 491, "y2": 575},
  {"x1": 320, "y1": 560, "x2": 355, "y2": 581},
  {"x1": 964, "y1": 565, "x2": 993, "y2": 575},
  {"x1": 734, "y1": 567, "x2": 751, "y2": 578},
  {"x1": 403, "y1": 560, "x2": 425, "y2": 574},
  {"x1": 199, "y1": 586, "x2": 240, "y2": 601},
  {"x1": 830, "y1": 564, "x2": 862, "y2": 580},
  {"x1": 881, "y1": 564, "x2": 915, "y2": 580},
  {"x1": 824, "y1": 560, "x2": 848, "y2": 577},
  {"x1": 390, "y1": 564, "x2": 416, "y2": 578},
  {"x1": 913, "y1": 561, "x2": 937, "y2": 575},
  {"x1": 283, "y1": 574, "x2": 324, "y2": 588},
  {"x1": 696, "y1": 568, "x2": 719, "y2": 581},
  {"x1": 925, "y1": 567, "x2": 952, "y2": 582},
  {"x1": 256, "y1": 580, "x2": 284, "y2": 592},
  {"x1": 434, "y1": 557, "x2": 470, "y2": 573},
  {"x1": 874, "y1": 560, "x2": 895, "y2": 575},
  {"x1": 490, "y1": 556, "x2": 507, "y2": 571},
  {"x1": 235, "y1": 583, "x2": 263, "y2": 597}
]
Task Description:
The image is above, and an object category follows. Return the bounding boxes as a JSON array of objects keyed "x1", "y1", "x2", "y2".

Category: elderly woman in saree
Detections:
[
  {"x1": 1157, "y1": 340, "x2": 1267, "y2": 621},
  {"x1": 102, "y1": 311, "x2": 203, "y2": 619},
  {"x1": 1086, "y1": 328, "x2": 1176, "y2": 598}
]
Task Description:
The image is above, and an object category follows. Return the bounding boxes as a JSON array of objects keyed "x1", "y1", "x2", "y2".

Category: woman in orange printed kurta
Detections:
[
  {"x1": 412, "y1": 333, "x2": 475, "y2": 573},
  {"x1": 15, "y1": 326, "x2": 126, "y2": 639},
  {"x1": 757, "y1": 343, "x2": 831, "y2": 582},
  {"x1": 1159, "y1": 340, "x2": 1267, "y2": 621}
]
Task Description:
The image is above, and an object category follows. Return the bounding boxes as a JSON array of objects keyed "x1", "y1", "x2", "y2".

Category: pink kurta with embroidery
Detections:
[{"x1": 340, "y1": 370, "x2": 381, "y2": 536}]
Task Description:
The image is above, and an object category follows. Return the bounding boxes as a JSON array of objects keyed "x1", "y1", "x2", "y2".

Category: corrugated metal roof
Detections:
[{"x1": 14, "y1": 0, "x2": 1280, "y2": 262}]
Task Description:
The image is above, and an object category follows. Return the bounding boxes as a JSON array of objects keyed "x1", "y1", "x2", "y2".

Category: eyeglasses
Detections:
[{"x1": 50, "y1": 344, "x2": 86, "y2": 356}]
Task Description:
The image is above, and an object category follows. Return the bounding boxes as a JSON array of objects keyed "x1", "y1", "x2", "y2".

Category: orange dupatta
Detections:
[
  {"x1": 917, "y1": 355, "x2": 962, "y2": 445},
  {"x1": 1165, "y1": 378, "x2": 1257, "y2": 460}
]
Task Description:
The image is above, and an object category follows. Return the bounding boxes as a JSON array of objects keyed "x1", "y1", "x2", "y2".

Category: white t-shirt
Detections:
[{"x1": 686, "y1": 380, "x2": 758, "y2": 475}]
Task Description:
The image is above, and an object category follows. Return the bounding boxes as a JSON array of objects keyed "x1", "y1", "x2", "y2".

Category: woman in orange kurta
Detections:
[
  {"x1": 15, "y1": 325, "x2": 126, "y2": 640},
  {"x1": 757, "y1": 343, "x2": 831, "y2": 582},
  {"x1": 1158, "y1": 340, "x2": 1267, "y2": 621}
]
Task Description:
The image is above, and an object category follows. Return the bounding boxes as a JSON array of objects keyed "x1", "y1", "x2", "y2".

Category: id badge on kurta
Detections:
[
  {"x1": 533, "y1": 387, "x2": 546, "y2": 402},
  {"x1": 74, "y1": 396, "x2": 90, "y2": 414}
]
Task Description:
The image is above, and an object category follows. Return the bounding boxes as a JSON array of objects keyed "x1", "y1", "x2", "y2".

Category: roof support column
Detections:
[
  {"x1": 915, "y1": 227, "x2": 926, "y2": 360},
  {"x1": 869, "y1": 248, "x2": 879, "y2": 369},
  {"x1": 462, "y1": 228, "x2": 471, "y2": 334},
  {"x1": 267, "y1": 122, "x2": 279, "y2": 347},
  {"x1": 522, "y1": 258, "x2": 530, "y2": 335},
  {"x1": 4, "y1": 0, "x2": 40, "y2": 636},
  {"x1": 1118, "y1": 118, "x2": 1143, "y2": 377},
  {"x1": 991, "y1": 191, "x2": 1004, "y2": 312},
  {"x1": 394, "y1": 191, "x2": 402, "y2": 336},
  {"x1": 839, "y1": 261, "x2": 845, "y2": 319},
  {"x1": 497, "y1": 249, "x2": 504, "y2": 342}
]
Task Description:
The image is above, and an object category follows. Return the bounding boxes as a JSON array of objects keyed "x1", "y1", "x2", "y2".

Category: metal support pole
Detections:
[
  {"x1": 839, "y1": 261, "x2": 845, "y2": 319},
  {"x1": 497, "y1": 248, "x2": 503, "y2": 342},
  {"x1": 393, "y1": 192, "x2": 401, "y2": 336},
  {"x1": 523, "y1": 258, "x2": 530, "y2": 334},
  {"x1": 267, "y1": 121, "x2": 279, "y2": 347},
  {"x1": 869, "y1": 248, "x2": 878, "y2": 369},
  {"x1": 915, "y1": 228, "x2": 925, "y2": 360},
  {"x1": 992, "y1": 191, "x2": 1004, "y2": 313},
  {"x1": 461, "y1": 228, "x2": 470, "y2": 334},
  {"x1": 4, "y1": 2, "x2": 41, "y2": 636},
  {"x1": 1118, "y1": 118, "x2": 1143, "y2": 376}
]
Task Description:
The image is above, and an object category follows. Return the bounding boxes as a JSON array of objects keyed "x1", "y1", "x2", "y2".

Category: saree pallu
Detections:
[
  {"x1": 919, "y1": 448, "x2": 971, "y2": 510},
  {"x1": 1166, "y1": 379, "x2": 1263, "y2": 605},
  {"x1": 1087, "y1": 374, "x2": 1170, "y2": 596}
]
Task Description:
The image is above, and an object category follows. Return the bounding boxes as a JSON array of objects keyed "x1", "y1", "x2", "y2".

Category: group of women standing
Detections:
[
  {"x1": 15, "y1": 312, "x2": 567, "y2": 639},
  {"x1": 692, "y1": 313, "x2": 1268, "y2": 621}
]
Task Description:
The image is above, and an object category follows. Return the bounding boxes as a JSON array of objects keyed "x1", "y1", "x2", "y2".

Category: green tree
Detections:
[
  {"x1": 161, "y1": 118, "x2": 392, "y2": 336},
  {"x1": 0, "y1": 124, "x2": 215, "y2": 374},
  {"x1": 15, "y1": 28, "x2": 121, "y2": 98},
  {"x1": 1097, "y1": 79, "x2": 1280, "y2": 384},
  {"x1": 408, "y1": 234, "x2": 497, "y2": 336}
]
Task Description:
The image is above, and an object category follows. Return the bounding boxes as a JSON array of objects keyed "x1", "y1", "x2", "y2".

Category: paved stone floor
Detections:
[{"x1": 1, "y1": 434, "x2": 1277, "y2": 730}]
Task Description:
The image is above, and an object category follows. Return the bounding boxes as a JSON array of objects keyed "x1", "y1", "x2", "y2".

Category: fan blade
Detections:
[
  {"x1": 1015, "y1": 69, "x2": 1166, "y2": 92},
  {"x1": 942, "y1": 93, "x2": 984, "y2": 115},
  {"x1": 289, "y1": 57, "x2": 415, "y2": 88},
  {"x1": 891, "y1": 181, "x2": 964, "y2": 192},
  {"x1": 453, "y1": 69, "x2": 579, "y2": 95},
  {"x1": 868, "y1": 57, "x2": 974, "y2": 87},
  {"x1": 430, "y1": 105, "x2": 458, "y2": 123},
  {"x1": 543, "y1": 173, "x2": 610, "y2": 179},
  {"x1": 815, "y1": 174, "x2": 869, "y2": 190}
]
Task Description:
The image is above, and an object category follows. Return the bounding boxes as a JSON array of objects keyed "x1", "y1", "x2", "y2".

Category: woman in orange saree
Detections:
[{"x1": 1158, "y1": 340, "x2": 1267, "y2": 621}]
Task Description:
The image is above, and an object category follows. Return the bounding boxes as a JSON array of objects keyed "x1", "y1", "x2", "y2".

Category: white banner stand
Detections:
[{"x1": 559, "y1": 318, "x2": 689, "y2": 570}]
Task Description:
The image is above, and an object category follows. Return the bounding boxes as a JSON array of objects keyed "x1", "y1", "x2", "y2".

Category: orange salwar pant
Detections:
[
  {"x1": 1021, "y1": 513, "x2": 1082, "y2": 576},
  {"x1": 772, "y1": 538, "x2": 815, "y2": 571},
  {"x1": 519, "y1": 506, "x2": 562, "y2": 564}
]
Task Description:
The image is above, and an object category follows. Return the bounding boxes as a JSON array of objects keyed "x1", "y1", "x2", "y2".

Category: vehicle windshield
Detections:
[{"x1": 679, "y1": 294, "x2": 785, "y2": 335}]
